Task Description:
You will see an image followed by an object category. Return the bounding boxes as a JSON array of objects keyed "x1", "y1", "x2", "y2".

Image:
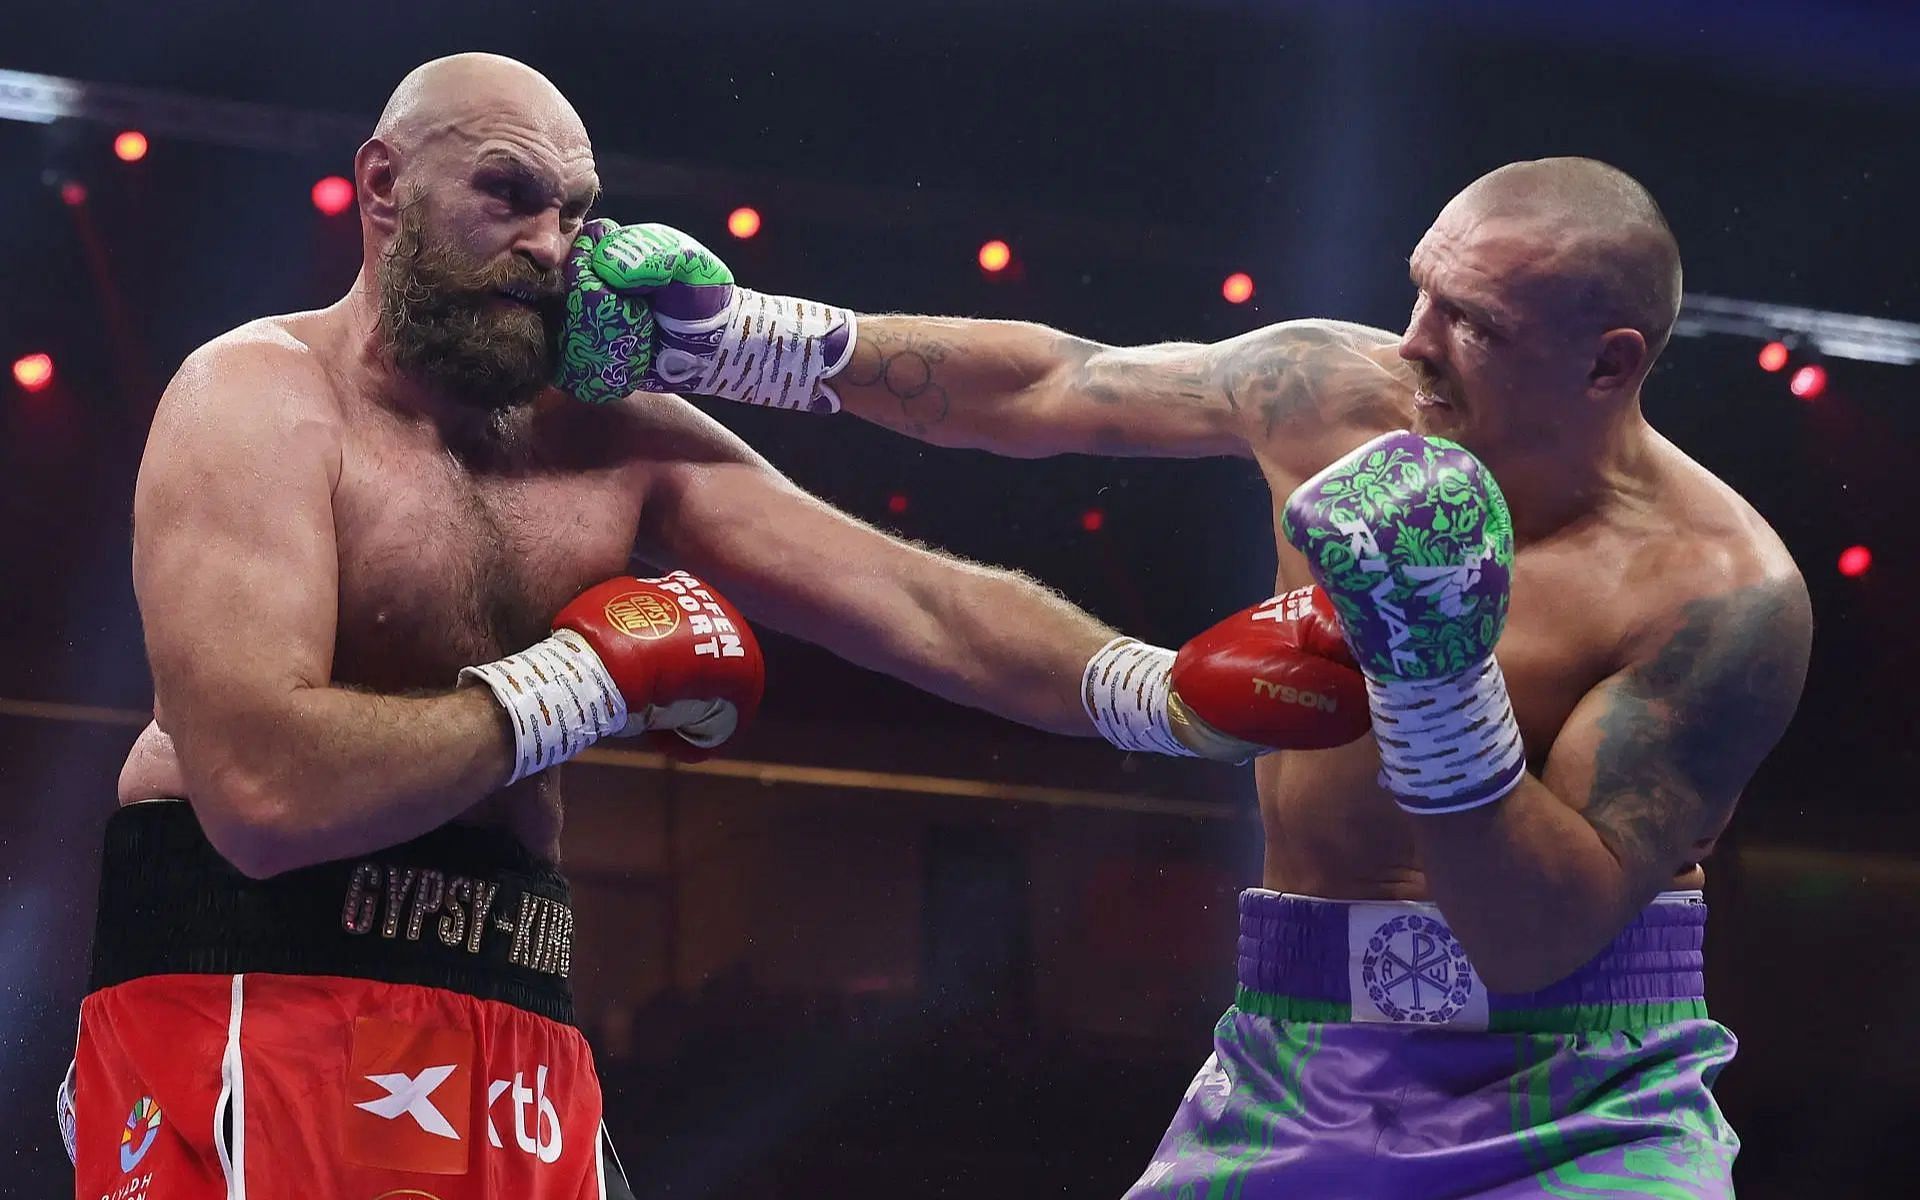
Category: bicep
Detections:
[
  {"x1": 1009, "y1": 318, "x2": 1408, "y2": 460},
  {"x1": 840, "y1": 315, "x2": 1248, "y2": 459},
  {"x1": 134, "y1": 346, "x2": 342, "y2": 782},
  {"x1": 1031, "y1": 337, "x2": 1251, "y2": 459},
  {"x1": 1542, "y1": 575, "x2": 1813, "y2": 889},
  {"x1": 1200, "y1": 320, "x2": 1406, "y2": 466}
]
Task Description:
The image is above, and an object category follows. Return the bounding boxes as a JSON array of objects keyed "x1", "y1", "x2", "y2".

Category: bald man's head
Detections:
[
  {"x1": 373, "y1": 53, "x2": 589, "y2": 160},
  {"x1": 1401, "y1": 159, "x2": 1684, "y2": 456},
  {"x1": 1445, "y1": 158, "x2": 1683, "y2": 361},
  {"x1": 356, "y1": 54, "x2": 600, "y2": 409}
]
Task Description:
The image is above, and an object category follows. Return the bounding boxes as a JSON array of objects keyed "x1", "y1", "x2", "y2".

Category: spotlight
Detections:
[
  {"x1": 1757, "y1": 341, "x2": 1789, "y2": 372},
  {"x1": 887, "y1": 493, "x2": 909, "y2": 514},
  {"x1": 726, "y1": 207, "x2": 762, "y2": 239},
  {"x1": 1222, "y1": 272, "x2": 1255, "y2": 304},
  {"x1": 311, "y1": 176, "x2": 354, "y2": 216},
  {"x1": 113, "y1": 131, "x2": 149, "y2": 162},
  {"x1": 1789, "y1": 364, "x2": 1827, "y2": 400},
  {"x1": 1837, "y1": 545, "x2": 1871, "y2": 578},
  {"x1": 59, "y1": 180, "x2": 87, "y2": 207},
  {"x1": 13, "y1": 353, "x2": 55, "y2": 393},
  {"x1": 978, "y1": 240, "x2": 1012, "y2": 273},
  {"x1": 1080, "y1": 508, "x2": 1104, "y2": 532}
]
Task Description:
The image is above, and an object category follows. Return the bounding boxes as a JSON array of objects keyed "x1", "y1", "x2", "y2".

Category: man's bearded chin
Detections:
[{"x1": 377, "y1": 203, "x2": 559, "y2": 411}]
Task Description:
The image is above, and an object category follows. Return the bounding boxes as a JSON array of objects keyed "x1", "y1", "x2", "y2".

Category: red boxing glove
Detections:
[
  {"x1": 554, "y1": 571, "x2": 765, "y2": 760},
  {"x1": 1169, "y1": 585, "x2": 1369, "y2": 753}
]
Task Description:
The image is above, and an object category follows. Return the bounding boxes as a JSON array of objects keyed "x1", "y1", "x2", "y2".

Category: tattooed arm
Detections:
[
  {"x1": 829, "y1": 315, "x2": 1404, "y2": 460},
  {"x1": 1406, "y1": 572, "x2": 1813, "y2": 992}
]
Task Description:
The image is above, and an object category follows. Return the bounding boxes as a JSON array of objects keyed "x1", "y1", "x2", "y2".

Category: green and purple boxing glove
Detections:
[
  {"x1": 552, "y1": 219, "x2": 855, "y2": 412},
  {"x1": 1281, "y1": 431, "x2": 1525, "y2": 813}
]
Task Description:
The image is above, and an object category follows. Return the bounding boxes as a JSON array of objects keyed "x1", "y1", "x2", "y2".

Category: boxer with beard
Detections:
[{"x1": 68, "y1": 53, "x2": 1353, "y2": 1200}]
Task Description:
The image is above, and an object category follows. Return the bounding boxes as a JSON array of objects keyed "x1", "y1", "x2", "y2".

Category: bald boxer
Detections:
[
  {"x1": 67, "y1": 54, "x2": 1360, "y2": 1200},
  {"x1": 576, "y1": 159, "x2": 1811, "y2": 1197}
]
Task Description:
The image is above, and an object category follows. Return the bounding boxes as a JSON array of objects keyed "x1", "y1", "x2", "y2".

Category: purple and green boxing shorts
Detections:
[{"x1": 1124, "y1": 890, "x2": 1736, "y2": 1199}]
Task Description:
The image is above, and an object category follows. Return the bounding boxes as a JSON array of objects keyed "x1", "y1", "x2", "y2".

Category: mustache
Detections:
[
  {"x1": 383, "y1": 228, "x2": 562, "y2": 305},
  {"x1": 396, "y1": 255, "x2": 563, "y2": 305}
]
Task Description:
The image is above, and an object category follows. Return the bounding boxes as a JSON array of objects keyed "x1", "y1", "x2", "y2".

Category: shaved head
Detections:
[
  {"x1": 1401, "y1": 158, "x2": 1686, "y2": 459},
  {"x1": 1446, "y1": 157, "x2": 1683, "y2": 360},
  {"x1": 374, "y1": 53, "x2": 589, "y2": 159}
]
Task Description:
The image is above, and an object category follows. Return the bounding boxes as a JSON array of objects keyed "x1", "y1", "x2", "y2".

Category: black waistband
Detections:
[{"x1": 88, "y1": 801, "x2": 577, "y2": 1024}]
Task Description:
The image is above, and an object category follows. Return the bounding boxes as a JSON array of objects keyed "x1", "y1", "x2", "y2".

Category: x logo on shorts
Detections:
[{"x1": 355, "y1": 1065, "x2": 460, "y2": 1139}]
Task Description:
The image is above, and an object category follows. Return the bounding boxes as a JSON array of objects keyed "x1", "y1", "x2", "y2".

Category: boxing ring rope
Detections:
[
  {"x1": 11, "y1": 68, "x2": 1920, "y2": 365},
  {"x1": 0, "y1": 695, "x2": 1242, "y2": 822}
]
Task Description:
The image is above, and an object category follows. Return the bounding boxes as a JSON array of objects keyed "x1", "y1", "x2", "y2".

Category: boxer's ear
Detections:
[
  {"x1": 355, "y1": 137, "x2": 399, "y2": 234},
  {"x1": 1587, "y1": 327, "x2": 1649, "y2": 398}
]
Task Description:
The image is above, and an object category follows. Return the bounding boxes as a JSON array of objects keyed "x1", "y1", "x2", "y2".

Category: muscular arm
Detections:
[
  {"x1": 1407, "y1": 573, "x2": 1813, "y2": 991},
  {"x1": 833, "y1": 315, "x2": 1403, "y2": 462},
  {"x1": 137, "y1": 337, "x2": 512, "y2": 878},
  {"x1": 631, "y1": 396, "x2": 1114, "y2": 733}
]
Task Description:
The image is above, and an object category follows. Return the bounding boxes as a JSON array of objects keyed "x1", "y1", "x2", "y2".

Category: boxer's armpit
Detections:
[{"x1": 1569, "y1": 574, "x2": 1812, "y2": 879}]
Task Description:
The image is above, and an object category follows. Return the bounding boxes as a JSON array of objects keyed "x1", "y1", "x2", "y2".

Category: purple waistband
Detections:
[{"x1": 1236, "y1": 890, "x2": 1706, "y2": 1010}]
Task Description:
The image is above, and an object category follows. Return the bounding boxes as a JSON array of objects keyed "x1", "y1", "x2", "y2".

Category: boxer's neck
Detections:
[{"x1": 1482, "y1": 403, "x2": 1660, "y2": 545}]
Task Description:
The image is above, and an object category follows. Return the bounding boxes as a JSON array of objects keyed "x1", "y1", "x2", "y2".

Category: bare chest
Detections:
[
  {"x1": 329, "y1": 421, "x2": 644, "y2": 693},
  {"x1": 1272, "y1": 537, "x2": 1624, "y2": 746},
  {"x1": 1258, "y1": 488, "x2": 1640, "y2": 894}
]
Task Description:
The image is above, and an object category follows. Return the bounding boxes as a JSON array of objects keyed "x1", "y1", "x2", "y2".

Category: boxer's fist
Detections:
[
  {"x1": 554, "y1": 571, "x2": 764, "y2": 758},
  {"x1": 550, "y1": 219, "x2": 656, "y2": 405},
  {"x1": 1282, "y1": 432, "x2": 1528, "y2": 810},
  {"x1": 587, "y1": 222, "x2": 742, "y2": 391},
  {"x1": 1167, "y1": 586, "x2": 1370, "y2": 756},
  {"x1": 553, "y1": 220, "x2": 855, "y2": 413},
  {"x1": 1281, "y1": 431, "x2": 1514, "y2": 682},
  {"x1": 550, "y1": 220, "x2": 740, "y2": 404}
]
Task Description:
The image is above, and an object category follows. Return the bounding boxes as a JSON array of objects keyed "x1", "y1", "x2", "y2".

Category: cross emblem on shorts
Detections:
[
  {"x1": 1359, "y1": 913, "x2": 1475, "y2": 1023},
  {"x1": 1375, "y1": 931, "x2": 1456, "y2": 1008}
]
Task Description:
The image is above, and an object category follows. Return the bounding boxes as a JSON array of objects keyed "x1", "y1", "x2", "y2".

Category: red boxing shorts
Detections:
[{"x1": 71, "y1": 800, "x2": 636, "y2": 1200}]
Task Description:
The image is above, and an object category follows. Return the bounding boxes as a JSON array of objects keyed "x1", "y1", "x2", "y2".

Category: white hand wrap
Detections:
[
  {"x1": 1366, "y1": 654, "x2": 1527, "y2": 814},
  {"x1": 655, "y1": 289, "x2": 858, "y2": 413},
  {"x1": 460, "y1": 630, "x2": 629, "y2": 786},
  {"x1": 1081, "y1": 637, "x2": 1197, "y2": 758}
]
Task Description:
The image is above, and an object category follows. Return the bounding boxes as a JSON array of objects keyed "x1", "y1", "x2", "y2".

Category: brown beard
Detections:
[{"x1": 377, "y1": 196, "x2": 562, "y2": 411}]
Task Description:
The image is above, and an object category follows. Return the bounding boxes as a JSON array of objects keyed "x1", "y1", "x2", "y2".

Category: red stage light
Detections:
[
  {"x1": 113, "y1": 131, "x2": 149, "y2": 162},
  {"x1": 1081, "y1": 508, "x2": 1105, "y2": 532},
  {"x1": 887, "y1": 493, "x2": 909, "y2": 514},
  {"x1": 726, "y1": 207, "x2": 762, "y2": 239},
  {"x1": 59, "y1": 181, "x2": 87, "y2": 207},
  {"x1": 1222, "y1": 272, "x2": 1255, "y2": 304},
  {"x1": 1757, "y1": 341, "x2": 1789, "y2": 372},
  {"x1": 1837, "y1": 545, "x2": 1872, "y2": 578},
  {"x1": 311, "y1": 176, "x2": 354, "y2": 216},
  {"x1": 1789, "y1": 364, "x2": 1827, "y2": 399},
  {"x1": 978, "y1": 240, "x2": 1012, "y2": 273},
  {"x1": 13, "y1": 353, "x2": 54, "y2": 393}
]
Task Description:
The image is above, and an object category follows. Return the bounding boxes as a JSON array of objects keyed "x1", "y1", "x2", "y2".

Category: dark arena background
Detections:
[{"x1": 4, "y1": 2, "x2": 1918, "y2": 1196}]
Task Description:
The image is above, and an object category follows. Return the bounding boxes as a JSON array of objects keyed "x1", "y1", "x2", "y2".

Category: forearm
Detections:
[
  {"x1": 832, "y1": 315, "x2": 1095, "y2": 454},
  {"x1": 833, "y1": 315, "x2": 1238, "y2": 459},
  {"x1": 886, "y1": 561, "x2": 1112, "y2": 735},
  {"x1": 190, "y1": 683, "x2": 513, "y2": 876},
  {"x1": 1406, "y1": 774, "x2": 1646, "y2": 992}
]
